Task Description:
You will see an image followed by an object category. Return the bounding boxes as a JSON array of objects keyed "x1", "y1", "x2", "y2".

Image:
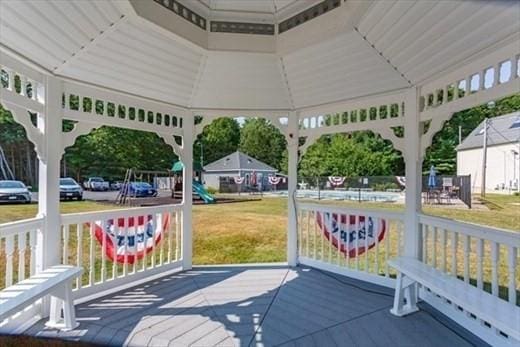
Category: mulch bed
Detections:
[{"x1": 0, "y1": 335, "x2": 96, "y2": 347}]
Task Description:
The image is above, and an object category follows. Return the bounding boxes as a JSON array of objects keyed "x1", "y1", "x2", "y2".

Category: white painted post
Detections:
[
  {"x1": 181, "y1": 113, "x2": 194, "y2": 270},
  {"x1": 287, "y1": 112, "x2": 299, "y2": 266},
  {"x1": 403, "y1": 87, "x2": 422, "y2": 259},
  {"x1": 36, "y1": 76, "x2": 62, "y2": 317}
]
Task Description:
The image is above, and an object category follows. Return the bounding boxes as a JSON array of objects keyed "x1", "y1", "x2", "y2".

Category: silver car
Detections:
[{"x1": 0, "y1": 180, "x2": 32, "y2": 204}]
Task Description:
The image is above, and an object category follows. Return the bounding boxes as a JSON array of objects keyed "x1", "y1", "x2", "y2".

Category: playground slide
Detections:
[{"x1": 192, "y1": 180, "x2": 216, "y2": 204}]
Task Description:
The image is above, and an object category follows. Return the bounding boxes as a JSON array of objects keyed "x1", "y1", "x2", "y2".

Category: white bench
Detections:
[
  {"x1": 0, "y1": 265, "x2": 82, "y2": 331},
  {"x1": 388, "y1": 257, "x2": 520, "y2": 341}
]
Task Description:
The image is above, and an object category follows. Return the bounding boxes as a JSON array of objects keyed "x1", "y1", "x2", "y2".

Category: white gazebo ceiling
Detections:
[{"x1": 0, "y1": 0, "x2": 518, "y2": 111}]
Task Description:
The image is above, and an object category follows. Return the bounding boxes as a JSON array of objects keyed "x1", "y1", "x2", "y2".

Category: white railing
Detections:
[
  {"x1": 419, "y1": 214, "x2": 519, "y2": 306},
  {"x1": 0, "y1": 217, "x2": 42, "y2": 290},
  {"x1": 296, "y1": 202, "x2": 404, "y2": 287},
  {"x1": 60, "y1": 204, "x2": 183, "y2": 300}
]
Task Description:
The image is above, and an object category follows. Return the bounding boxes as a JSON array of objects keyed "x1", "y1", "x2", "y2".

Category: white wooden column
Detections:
[
  {"x1": 181, "y1": 113, "x2": 194, "y2": 270},
  {"x1": 403, "y1": 87, "x2": 422, "y2": 259},
  {"x1": 287, "y1": 112, "x2": 299, "y2": 266},
  {"x1": 35, "y1": 76, "x2": 62, "y2": 318},
  {"x1": 36, "y1": 76, "x2": 62, "y2": 272}
]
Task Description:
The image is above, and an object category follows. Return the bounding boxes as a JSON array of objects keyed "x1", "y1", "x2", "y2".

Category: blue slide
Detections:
[{"x1": 192, "y1": 180, "x2": 216, "y2": 204}]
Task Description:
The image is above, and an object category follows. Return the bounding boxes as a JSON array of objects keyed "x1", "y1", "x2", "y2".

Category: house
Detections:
[
  {"x1": 203, "y1": 151, "x2": 278, "y2": 191},
  {"x1": 457, "y1": 112, "x2": 520, "y2": 193}
]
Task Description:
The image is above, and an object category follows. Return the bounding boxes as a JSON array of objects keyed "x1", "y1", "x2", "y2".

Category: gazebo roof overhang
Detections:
[{"x1": 1, "y1": 0, "x2": 518, "y2": 113}]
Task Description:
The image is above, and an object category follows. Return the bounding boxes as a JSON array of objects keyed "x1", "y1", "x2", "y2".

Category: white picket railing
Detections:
[
  {"x1": 60, "y1": 204, "x2": 184, "y2": 300},
  {"x1": 0, "y1": 216, "x2": 42, "y2": 290},
  {"x1": 419, "y1": 214, "x2": 519, "y2": 306},
  {"x1": 296, "y1": 202, "x2": 404, "y2": 287}
]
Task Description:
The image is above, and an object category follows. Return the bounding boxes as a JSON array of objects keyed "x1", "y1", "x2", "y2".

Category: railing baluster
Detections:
[
  {"x1": 5, "y1": 235, "x2": 14, "y2": 287},
  {"x1": 476, "y1": 238, "x2": 484, "y2": 289},
  {"x1": 17, "y1": 232, "x2": 26, "y2": 281},
  {"x1": 432, "y1": 226, "x2": 438, "y2": 269},
  {"x1": 160, "y1": 213, "x2": 166, "y2": 266},
  {"x1": 463, "y1": 235, "x2": 470, "y2": 284},
  {"x1": 63, "y1": 224, "x2": 69, "y2": 265},
  {"x1": 328, "y1": 211, "x2": 333, "y2": 263},
  {"x1": 151, "y1": 213, "x2": 157, "y2": 269},
  {"x1": 355, "y1": 215, "x2": 360, "y2": 271},
  {"x1": 364, "y1": 215, "x2": 369, "y2": 273},
  {"x1": 89, "y1": 222, "x2": 95, "y2": 286},
  {"x1": 113, "y1": 219, "x2": 118, "y2": 279},
  {"x1": 76, "y1": 223, "x2": 83, "y2": 290},
  {"x1": 123, "y1": 217, "x2": 129, "y2": 276},
  {"x1": 490, "y1": 241, "x2": 499, "y2": 296},
  {"x1": 101, "y1": 219, "x2": 107, "y2": 282},
  {"x1": 450, "y1": 231, "x2": 458, "y2": 277},
  {"x1": 29, "y1": 230, "x2": 36, "y2": 276},
  {"x1": 175, "y1": 211, "x2": 180, "y2": 262},
  {"x1": 374, "y1": 215, "x2": 379, "y2": 275},
  {"x1": 306, "y1": 209, "x2": 311, "y2": 258},
  {"x1": 313, "y1": 210, "x2": 317, "y2": 260},
  {"x1": 507, "y1": 246, "x2": 517, "y2": 305},
  {"x1": 384, "y1": 218, "x2": 389, "y2": 277},
  {"x1": 440, "y1": 228, "x2": 446, "y2": 272},
  {"x1": 142, "y1": 215, "x2": 148, "y2": 271}
]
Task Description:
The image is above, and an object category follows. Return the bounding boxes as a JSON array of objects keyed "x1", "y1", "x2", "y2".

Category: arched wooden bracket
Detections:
[
  {"x1": 377, "y1": 127, "x2": 405, "y2": 154},
  {"x1": 298, "y1": 134, "x2": 319, "y2": 159},
  {"x1": 194, "y1": 115, "x2": 218, "y2": 137},
  {"x1": 265, "y1": 115, "x2": 289, "y2": 135},
  {"x1": 159, "y1": 134, "x2": 186, "y2": 161},
  {"x1": 61, "y1": 122, "x2": 100, "y2": 157},
  {"x1": 420, "y1": 112, "x2": 454, "y2": 157},
  {"x1": 2, "y1": 102, "x2": 44, "y2": 160}
]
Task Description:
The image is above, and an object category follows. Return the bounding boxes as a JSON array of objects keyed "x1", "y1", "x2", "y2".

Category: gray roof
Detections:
[
  {"x1": 204, "y1": 151, "x2": 277, "y2": 172},
  {"x1": 456, "y1": 111, "x2": 520, "y2": 151}
]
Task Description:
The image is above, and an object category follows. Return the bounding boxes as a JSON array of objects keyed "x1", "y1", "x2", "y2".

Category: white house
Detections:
[
  {"x1": 457, "y1": 112, "x2": 520, "y2": 193},
  {"x1": 203, "y1": 151, "x2": 278, "y2": 190}
]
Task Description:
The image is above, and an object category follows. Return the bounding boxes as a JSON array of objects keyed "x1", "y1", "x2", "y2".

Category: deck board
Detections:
[{"x1": 25, "y1": 265, "x2": 485, "y2": 346}]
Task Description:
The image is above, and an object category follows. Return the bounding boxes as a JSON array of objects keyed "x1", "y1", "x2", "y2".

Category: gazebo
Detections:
[{"x1": 0, "y1": 1, "x2": 519, "y2": 346}]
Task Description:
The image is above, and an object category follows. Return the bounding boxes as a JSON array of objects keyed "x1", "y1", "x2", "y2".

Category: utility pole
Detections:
[
  {"x1": 481, "y1": 118, "x2": 489, "y2": 197},
  {"x1": 458, "y1": 125, "x2": 462, "y2": 145}
]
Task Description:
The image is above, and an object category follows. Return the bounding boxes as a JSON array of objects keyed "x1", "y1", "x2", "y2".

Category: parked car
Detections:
[
  {"x1": 110, "y1": 181, "x2": 122, "y2": 191},
  {"x1": 60, "y1": 177, "x2": 83, "y2": 201},
  {"x1": 0, "y1": 180, "x2": 31, "y2": 204},
  {"x1": 122, "y1": 182, "x2": 158, "y2": 198},
  {"x1": 83, "y1": 177, "x2": 109, "y2": 191}
]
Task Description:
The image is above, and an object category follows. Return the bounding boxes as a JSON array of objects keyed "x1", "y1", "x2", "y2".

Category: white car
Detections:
[{"x1": 0, "y1": 180, "x2": 32, "y2": 204}]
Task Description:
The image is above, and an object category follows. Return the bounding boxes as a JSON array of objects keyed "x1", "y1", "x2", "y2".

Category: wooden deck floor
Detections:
[{"x1": 26, "y1": 265, "x2": 486, "y2": 346}]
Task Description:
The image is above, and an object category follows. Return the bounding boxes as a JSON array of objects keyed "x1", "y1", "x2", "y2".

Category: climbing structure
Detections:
[{"x1": 0, "y1": 145, "x2": 15, "y2": 181}]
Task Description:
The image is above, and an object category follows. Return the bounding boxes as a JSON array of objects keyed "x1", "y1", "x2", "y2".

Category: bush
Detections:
[{"x1": 372, "y1": 182, "x2": 399, "y2": 191}]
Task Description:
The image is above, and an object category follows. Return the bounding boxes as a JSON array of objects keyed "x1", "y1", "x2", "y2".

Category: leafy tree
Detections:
[
  {"x1": 194, "y1": 118, "x2": 240, "y2": 165},
  {"x1": 239, "y1": 118, "x2": 287, "y2": 170}
]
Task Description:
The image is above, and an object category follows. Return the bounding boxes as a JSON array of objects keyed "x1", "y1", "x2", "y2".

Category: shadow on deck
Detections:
[{"x1": 25, "y1": 265, "x2": 487, "y2": 346}]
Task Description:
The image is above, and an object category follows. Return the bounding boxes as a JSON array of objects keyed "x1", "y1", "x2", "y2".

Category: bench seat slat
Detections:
[
  {"x1": 389, "y1": 257, "x2": 520, "y2": 340},
  {"x1": 0, "y1": 265, "x2": 82, "y2": 321}
]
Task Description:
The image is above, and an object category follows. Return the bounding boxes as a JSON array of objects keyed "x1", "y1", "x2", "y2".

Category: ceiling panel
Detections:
[
  {"x1": 192, "y1": 51, "x2": 292, "y2": 110},
  {"x1": 59, "y1": 18, "x2": 203, "y2": 107},
  {"x1": 282, "y1": 31, "x2": 409, "y2": 109},
  {"x1": 358, "y1": 0, "x2": 520, "y2": 84},
  {"x1": 0, "y1": 0, "x2": 125, "y2": 70}
]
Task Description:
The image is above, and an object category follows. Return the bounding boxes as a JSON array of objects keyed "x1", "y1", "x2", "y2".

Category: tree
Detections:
[
  {"x1": 239, "y1": 118, "x2": 287, "y2": 170},
  {"x1": 194, "y1": 118, "x2": 240, "y2": 165}
]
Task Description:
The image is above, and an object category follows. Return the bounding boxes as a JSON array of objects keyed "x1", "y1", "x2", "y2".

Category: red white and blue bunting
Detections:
[
  {"x1": 233, "y1": 176, "x2": 245, "y2": 184},
  {"x1": 91, "y1": 214, "x2": 170, "y2": 264},
  {"x1": 328, "y1": 176, "x2": 346, "y2": 186},
  {"x1": 268, "y1": 176, "x2": 282, "y2": 185},
  {"x1": 316, "y1": 213, "x2": 386, "y2": 258}
]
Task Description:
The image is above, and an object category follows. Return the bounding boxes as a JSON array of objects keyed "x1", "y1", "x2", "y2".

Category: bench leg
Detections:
[
  {"x1": 390, "y1": 273, "x2": 419, "y2": 317},
  {"x1": 45, "y1": 283, "x2": 79, "y2": 331}
]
